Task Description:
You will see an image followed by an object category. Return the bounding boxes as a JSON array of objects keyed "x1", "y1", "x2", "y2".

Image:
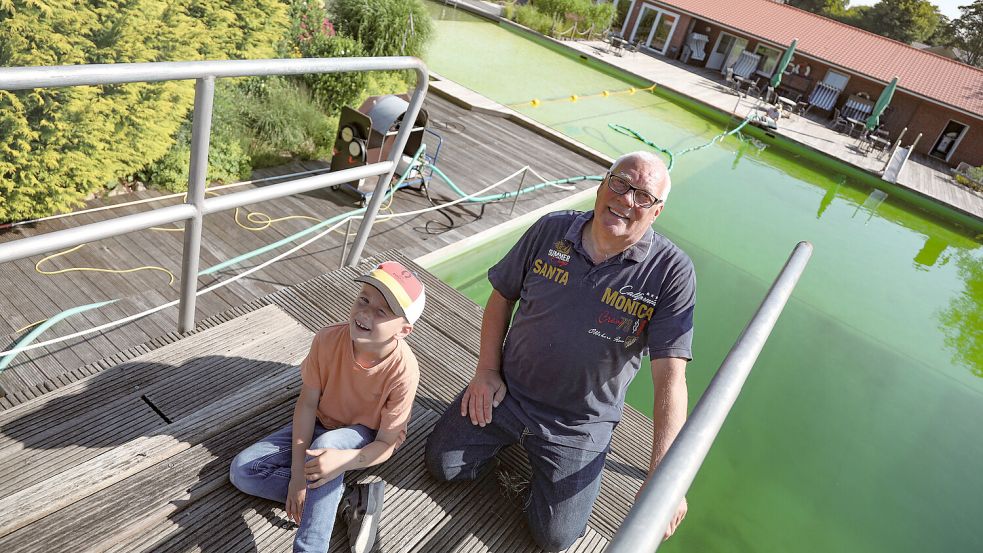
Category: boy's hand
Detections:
[
  {"x1": 461, "y1": 368, "x2": 507, "y2": 427},
  {"x1": 286, "y1": 476, "x2": 307, "y2": 524},
  {"x1": 304, "y1": 448, "x2": 346, "y2": 488}
]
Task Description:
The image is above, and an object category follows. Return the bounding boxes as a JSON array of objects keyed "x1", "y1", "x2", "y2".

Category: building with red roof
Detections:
[{"x1": 619, "y1": 0, "x2": 983, "y2": 167}]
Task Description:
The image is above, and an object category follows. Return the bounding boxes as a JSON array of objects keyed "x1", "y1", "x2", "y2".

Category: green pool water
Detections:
[{"x1": 422, "y1": 4, "x2": 983, "y2": 552}]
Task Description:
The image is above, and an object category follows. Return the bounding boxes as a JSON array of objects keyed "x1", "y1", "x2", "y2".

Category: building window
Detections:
[
  {"x1": 754, "y1": 44, "x2": 782, "y2": 77},
  {"x1": 822, "y1": 69, "x2": 850, "y2": 91}
]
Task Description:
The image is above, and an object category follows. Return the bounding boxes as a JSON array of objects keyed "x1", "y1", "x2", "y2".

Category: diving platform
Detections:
[{"x1": 0, "y1": 252, "x2": 654, "y2": 552}]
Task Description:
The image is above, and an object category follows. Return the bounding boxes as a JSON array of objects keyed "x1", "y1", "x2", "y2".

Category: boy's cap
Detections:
[{"x1": 354, "y1": 261, "x2": 426, "y2": 325}]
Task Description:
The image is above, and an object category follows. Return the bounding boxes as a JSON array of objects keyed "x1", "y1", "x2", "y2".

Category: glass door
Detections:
[
  {"x1": 707, "y1": 33, "x2": 737, "y2": 71},
  {"x1": 648, "y1": 13, "x2": 677, "y2": 53},
  {"x1": 630, "y1": 5, "x2": 679, "y2": 55},
  {"x1": 631, "y1": 6, "x2": 658, "y2": 45}
]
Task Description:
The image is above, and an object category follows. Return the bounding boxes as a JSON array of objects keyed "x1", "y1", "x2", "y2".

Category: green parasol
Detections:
[
  {"x1": 770, "y1": 38, "x2": 798, "y2": 90},
  {"x1": 866, "y1": 76, "x2": 898, "y2": 131}
]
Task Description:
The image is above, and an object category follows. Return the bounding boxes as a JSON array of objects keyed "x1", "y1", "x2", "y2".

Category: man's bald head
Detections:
[{"x1": 610, "y1": 151, "x2": 671, "y2": 204}]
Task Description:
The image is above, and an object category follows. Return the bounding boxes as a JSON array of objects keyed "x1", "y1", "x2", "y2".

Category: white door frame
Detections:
[
  {"x1": 931, "y1": 119, "x2": 970, "y2": 162},
  {"x1": 620, "y1": 0, "x2": 637, "y2": 36},
  {"x1": 629, "y1": 4, "x2": 679, "y2": 56},
  {"x1": 707, "y1": 31, "x2": 738, "y2": 71}
]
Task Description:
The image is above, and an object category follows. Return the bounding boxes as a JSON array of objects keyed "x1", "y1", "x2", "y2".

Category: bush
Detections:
[
  {"x1": 0, "y1": 0, "x2": 289, "y2": 223},
  {"x1": 231, "y1": 77, "x2": 338, "y2": 167},
  {"x1": 141, "y1": 77, "x2": 338, "y2": 190},
  {"x1": 515, "y1": 4, "x2": 557, "y2": 36},
  {"x1": 329, "y1": 0, "x2": 434, "y2": 58},
  {"x1": 954, "y1": 166, "x2": 983, "y2": 192},
  {"x1": 511, "y1": 0, "x2": 614, "y2": 40}
]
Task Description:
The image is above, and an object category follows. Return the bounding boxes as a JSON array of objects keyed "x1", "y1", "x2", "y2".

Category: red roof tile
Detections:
[{"x1": 652, "y1": 0, "x2": 983, "y2": 117}]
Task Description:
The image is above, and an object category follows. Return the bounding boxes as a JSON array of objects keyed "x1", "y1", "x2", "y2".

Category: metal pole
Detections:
[
  {"x1": 177, "y1": 77, "x2": 215, "y2": 333},
  {"x1": 340, "y1": 218, "x2": 353, "y2": 269},
  {"x1": 606, "y1": 241, "x2": 814, "y2": 553},
  {"x1": 344, "y1": 68, "x2": 430, "y2": 266},
  {"x1": 509, "y1": 168, "x2": 527, "y2": 216}
]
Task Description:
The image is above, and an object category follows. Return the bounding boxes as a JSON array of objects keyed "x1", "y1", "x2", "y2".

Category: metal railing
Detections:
[
  {"x1": 606, "y1": 241, "x2": 814, "y2": 552},
  {"x1": 0, "y1": 58, "x2": 428, "y2": 332}
]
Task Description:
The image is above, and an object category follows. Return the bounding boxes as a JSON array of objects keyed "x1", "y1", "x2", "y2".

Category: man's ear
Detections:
[{"x1": 396, "y1": 322, "x2": 413, "y2": 339}]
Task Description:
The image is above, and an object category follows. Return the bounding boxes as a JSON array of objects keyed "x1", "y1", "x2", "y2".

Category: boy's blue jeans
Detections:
[
  {"x1": 229, "y1": 422, "x2": 376, "y2": 553},
  {"x1": 425, "y1": 391, "x2": 606, "y2": 552}
]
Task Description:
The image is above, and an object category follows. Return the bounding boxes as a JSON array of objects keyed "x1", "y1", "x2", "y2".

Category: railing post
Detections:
[
  {"x1": 177, "y1": 76, "x2": 215, "y2": 333},
  {"x1": 344, "y1": 69, "x2": 429, "y2": 266},
  {"x1": 605, "y1": 241, "x2": 814, "y2": 553}
]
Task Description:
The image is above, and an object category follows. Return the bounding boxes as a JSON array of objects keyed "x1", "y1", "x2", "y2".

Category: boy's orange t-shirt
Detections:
[{"x1": 300, "y1": 323, "x2": 419, "y2": 447}]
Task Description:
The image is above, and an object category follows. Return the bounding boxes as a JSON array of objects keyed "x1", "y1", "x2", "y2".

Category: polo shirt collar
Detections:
[{"x1": 566, "y1": 210, "x2": 653, "y2": 263}]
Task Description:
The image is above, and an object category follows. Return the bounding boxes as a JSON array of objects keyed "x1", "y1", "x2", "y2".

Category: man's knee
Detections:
[
  {"x1": 424, "y1": 435, "x2": 455, "y2": 481},
  {"x1": 527, "y1": 520, "x2": 584, "y2": 552}
]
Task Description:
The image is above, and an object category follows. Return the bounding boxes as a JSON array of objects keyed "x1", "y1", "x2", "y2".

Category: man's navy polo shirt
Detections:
[{"x1": 488, "y1": 210, "x2": 696, "y2": 451}]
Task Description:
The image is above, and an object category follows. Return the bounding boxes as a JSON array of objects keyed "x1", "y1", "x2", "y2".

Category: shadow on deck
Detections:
[{"x1": 0, "y1": 252, "x2": 653, "y2": 552}]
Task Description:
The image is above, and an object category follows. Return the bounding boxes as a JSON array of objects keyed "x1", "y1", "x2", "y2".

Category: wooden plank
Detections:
[
  {"x1": 0, "y1": 306, "x2": 308, "y2": 501},
  {"x1": 0, "y1": 364, "x2": 302, "y2": 538},
  {"x1": 0, "y1": 398, "x2": 297, "y2": 553},
  {"x1": 104, "y1": 407, "x2": 440, "y2": 553}
]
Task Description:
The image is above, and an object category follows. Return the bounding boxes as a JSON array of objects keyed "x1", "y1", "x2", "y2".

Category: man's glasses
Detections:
[{"x1": 605, "y1": 172, "x2": 661, "y2": 208}]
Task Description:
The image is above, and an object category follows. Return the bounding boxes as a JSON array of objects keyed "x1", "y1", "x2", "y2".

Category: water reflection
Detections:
[
  {"x1": 913, "y1": 236, "x2": 949, "y2": 270},
  {"x1": 816, "y1": 178, "x2": 842, "y2": 219},
  {"x1": 939, "y1": 249, "x2": 983, "y2": 377}
]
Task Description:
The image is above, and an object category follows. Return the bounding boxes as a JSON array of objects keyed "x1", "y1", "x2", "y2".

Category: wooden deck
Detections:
[
  {"x1": 0, "y1": 93, "x2": 607, "y2": 403},
  {"x1": 0, "y1": 253, "x2": 654, "y2": 552}
]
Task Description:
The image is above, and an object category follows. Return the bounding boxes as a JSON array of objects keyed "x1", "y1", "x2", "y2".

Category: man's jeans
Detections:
[
  {"x1": 425, "y1": 391, "x2": 606, "y2": 552},
  {"x1": 229, "y1": 422, "x2": 376, "y2": 553}
]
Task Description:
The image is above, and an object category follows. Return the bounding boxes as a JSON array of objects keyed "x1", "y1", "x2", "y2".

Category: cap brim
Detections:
[{"x1": 354, "y1": 275, "x2": 409, "y2": 321}]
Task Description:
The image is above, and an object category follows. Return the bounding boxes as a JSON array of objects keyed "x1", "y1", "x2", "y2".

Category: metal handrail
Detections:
[
  {"x1": 0, "y1": 57, "x2": 428, "y2": 332},
  {"x1": 606, "y1": 241, "x2": 814, "y2": 552}
]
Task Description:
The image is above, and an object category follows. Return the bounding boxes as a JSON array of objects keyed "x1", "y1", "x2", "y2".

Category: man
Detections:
[{"x1": 425, "y1": 151, "x2": 694, "y2": 551}]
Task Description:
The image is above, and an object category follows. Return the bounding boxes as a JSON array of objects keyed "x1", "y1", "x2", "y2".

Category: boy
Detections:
[{"x1": 230, "y1": 261, "x2": 424, "y2": 553}]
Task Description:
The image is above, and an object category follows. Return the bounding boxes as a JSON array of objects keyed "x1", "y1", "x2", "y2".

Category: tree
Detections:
[
  {"x1": 944, "y1": 1, "x2": 983, "y2": 66},
  {"x1": 786, "y1": 0, "x2": 848, "y2": 16},
  {"x1": 861, "y1": 0, "x2": 942, "y2": 43}
]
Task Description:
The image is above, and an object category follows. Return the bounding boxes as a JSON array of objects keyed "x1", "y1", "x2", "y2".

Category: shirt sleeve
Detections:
[
  {"x1": 487, "y1": 216, "x2": 548, "y2": 301},
  {"x1": 300, "y1": 330, "x2": 324, "y2": 389},
  {"x1": 646, "y1": 258, "x2": 696, "y2": 361}
]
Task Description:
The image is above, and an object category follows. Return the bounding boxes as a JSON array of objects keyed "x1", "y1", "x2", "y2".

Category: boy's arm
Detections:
[
  {"x1": 304, "y1": 426, "x2": 404, "y2": 488},
  {"x1": 286, "y1": 384, "x2": 321, "y2": 522}
]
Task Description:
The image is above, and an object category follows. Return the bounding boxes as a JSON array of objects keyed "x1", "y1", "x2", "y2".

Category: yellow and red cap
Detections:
[{"x1": 354, "y1": 261, "x2": 426, "y2": 325}]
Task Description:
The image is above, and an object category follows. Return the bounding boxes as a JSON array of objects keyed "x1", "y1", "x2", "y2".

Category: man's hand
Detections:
[
  {"x1": 632, "y1": 488, "x2": 687, "y2": 541},
  {"x1": 461, "y1": 368, "x2": 507, "y2": 427},
  {"x1": 286, "y1": 476, "x2": 307, "y2": 524},
  {"x1": 304, "y1": 448, "x2": 346, "y2": 488},
  {"x1": 664, "y1": 497, "x2": 687, "y2": 540}
]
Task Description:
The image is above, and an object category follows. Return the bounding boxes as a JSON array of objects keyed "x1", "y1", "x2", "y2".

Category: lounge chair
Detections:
[
  {"x1": 804, "y1": 81, "x2": 842, "y2": 115},
  {"x1": 681, "y1": 33, "x2": 709, "y2": 63},
  {"x1": 726, "y1": 51, "x2": 762, "y2": 97},
  {"x1": 841, "y1": 94, "x2": 874, "y2": 121},
  {"x1": 729, "y1": 51, "x2": 761, "y2": 80}
]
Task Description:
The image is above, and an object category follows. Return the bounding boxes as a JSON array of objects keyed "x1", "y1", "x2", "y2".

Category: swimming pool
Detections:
[{"x1": 422, "y1": 4, "x2": 982, "y2": 552}]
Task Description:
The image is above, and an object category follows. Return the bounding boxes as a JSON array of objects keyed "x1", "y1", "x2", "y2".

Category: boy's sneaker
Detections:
[{"x1": 339, "y1": 479, "x2": 386, "y2": 553}]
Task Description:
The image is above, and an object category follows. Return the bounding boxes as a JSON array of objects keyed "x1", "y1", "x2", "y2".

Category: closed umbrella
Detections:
[
  {"x1": 866, "y1": 76, "x2": 898, "y2": 131},
  {"x1": 770, "y1": 38, "x2": 798, "y2": 90}
]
